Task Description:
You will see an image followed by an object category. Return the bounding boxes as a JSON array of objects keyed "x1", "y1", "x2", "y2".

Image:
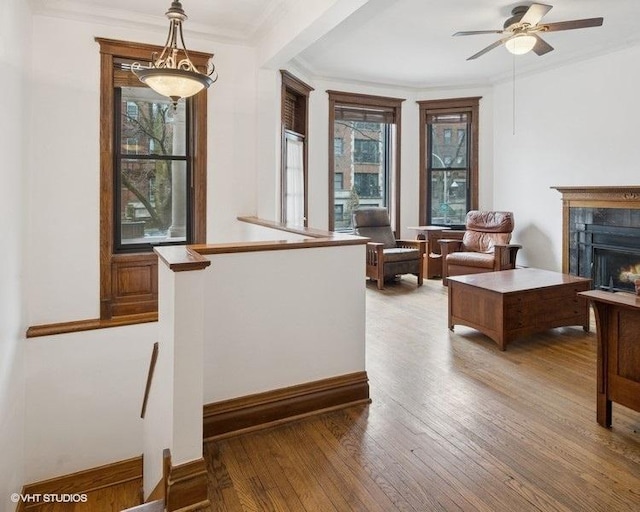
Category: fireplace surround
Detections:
[{"x1": 553, "y1": 186, "x2": 640, "y2": 292}]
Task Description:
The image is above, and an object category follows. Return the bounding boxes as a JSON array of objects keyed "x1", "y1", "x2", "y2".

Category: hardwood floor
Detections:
[{"x1": 204, "y1": 277, "x2": 640, "y2": 512}]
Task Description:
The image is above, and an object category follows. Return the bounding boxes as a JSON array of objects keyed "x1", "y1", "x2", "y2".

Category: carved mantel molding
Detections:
[
  {"x1": 552, "y1": 186, "x2": 640, "y2": 273},
  {"x1": 552, "y1": 186, "x2": 640, "y2": 206}
]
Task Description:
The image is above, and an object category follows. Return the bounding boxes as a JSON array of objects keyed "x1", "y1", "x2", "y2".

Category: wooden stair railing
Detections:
[{"x1": 141, "y1": 342, "x2": 159, "y2": 418}]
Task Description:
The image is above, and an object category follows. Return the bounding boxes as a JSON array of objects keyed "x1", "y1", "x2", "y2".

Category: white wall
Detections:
[
  {"x1": 202, "y1": 244, "x2": 366, "y2": 403},
  {"x1": 492, "y1": 44, "x2": 640, "y2": 270},
  {"x1": 22, "y1": 12, "x2": 259, "y2": 483},
  {"x1": 25, "y1": 325, "x2": 154, "y2": 482},
  {"x1": 26, "y1": 15, "x2": 260, "y2": 328},
  {"x1": 0, "y1": 0, "x2": 30, "y2": 507}
]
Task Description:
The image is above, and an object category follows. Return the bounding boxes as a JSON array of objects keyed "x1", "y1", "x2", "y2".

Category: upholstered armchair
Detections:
[
  {"x1": 353, "y1": 207, "x2": 426, "y2": 290},
  {"x1": 440, "y1": 210, "x2": 521, "y2": 285}
]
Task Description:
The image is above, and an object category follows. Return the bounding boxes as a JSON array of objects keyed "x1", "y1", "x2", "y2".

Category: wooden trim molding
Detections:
[
  {"x1": 26, "y1": 312, "x2": 157, "y2": 338},
  {"x1": 96, "y1": 37, "x2": 208, "y2": 322},
  {"x1": 154, "y1": 246, "x2": 211, "y2": 272},
  {"x1": 203, "y1": 371, "x2": 370, "y2": 440},
  {"x1": 417, "y1": 97, "x2": 481, "y2": 226},
  {"x1": 164, "y1": 450, "x2": 210, "y2": 512},
  {"x1": 192, "y1": 236, "x2": 366, "y2": 255},
  {"x1": 280, "y1": 70, "x2": 313, "y2": 226},
  {"x1": 18, "y1": 456, "x2": 142, "y2": 511},
  {"x1": 327, "y1": 90, "x2": 405, "y2": 234},
  {"x1": 191, "y1": 217, "x2": 367, "y2": 256}
]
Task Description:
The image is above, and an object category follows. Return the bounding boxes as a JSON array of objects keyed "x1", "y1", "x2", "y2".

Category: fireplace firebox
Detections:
[
  {"x1": 570, "y1": 210, "x2": 640, "y2": 292},
  {"x1": 574, "y1": 222, "x2": 640, "y2": 292}
]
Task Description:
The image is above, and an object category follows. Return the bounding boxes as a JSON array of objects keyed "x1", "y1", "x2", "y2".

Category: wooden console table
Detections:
[{"x1": 579, "y1": 290, "x2": 640, "y2": 427}]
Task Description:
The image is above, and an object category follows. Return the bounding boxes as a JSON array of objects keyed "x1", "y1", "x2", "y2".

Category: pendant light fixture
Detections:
[{"x1": 133, "y1": 1, "x2": 216, "y2": 107}]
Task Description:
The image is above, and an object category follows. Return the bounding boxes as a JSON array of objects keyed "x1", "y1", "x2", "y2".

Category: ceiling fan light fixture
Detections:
[{"x1": 504, "y1": 34, "x2": 537, "y2": 55}]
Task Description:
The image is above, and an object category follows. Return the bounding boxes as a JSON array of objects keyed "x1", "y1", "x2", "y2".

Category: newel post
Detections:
[{"x1": 144, "y1": 246, "x2": 211, "y2": 510}]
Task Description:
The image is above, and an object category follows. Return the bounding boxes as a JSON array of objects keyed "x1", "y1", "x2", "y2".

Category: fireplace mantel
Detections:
[
  {"x1": 552, "y1": 186, "x2": 640, "y2": 206},
  {"x1": 552, "y1": 186, "x2": 640, "y2": 273}
]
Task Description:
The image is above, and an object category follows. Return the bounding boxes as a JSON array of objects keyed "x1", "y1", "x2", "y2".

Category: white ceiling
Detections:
[{"x1": 33, "y1": 0, "x2": 640, "y2": 89}]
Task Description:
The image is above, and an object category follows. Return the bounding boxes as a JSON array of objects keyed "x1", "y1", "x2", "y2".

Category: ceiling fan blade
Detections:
[
  {"x1": 520, "y1": 3, "x2": 553, "y2": 26},
  {"x1": 543, "y1": 17, "x2": 604, "y2": 32},
  {"x1": 467, "y1": 38, "x2": 508, "y2": 61},
  {"x1": 453, "y1": 30, "x2": 503, "y2": 37},
  {"x1": 532, "y1": 35, "x2": 554, "y2": 56}
]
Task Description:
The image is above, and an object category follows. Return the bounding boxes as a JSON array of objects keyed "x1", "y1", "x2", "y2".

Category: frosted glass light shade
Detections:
[
  {"x1": 505, "y1": 34, "x2": 537, "y2": 55},
  {"x1": 134, "y1": 68, "x2": 213, "y2": 103}
]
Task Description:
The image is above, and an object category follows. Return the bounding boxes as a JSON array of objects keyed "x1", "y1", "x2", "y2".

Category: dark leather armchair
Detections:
[
  {"x1": 353, "y1": 207, "x2": 426, "y2": 290},
  {"x1": 440, "y1": 210, "x2": 521, "y2": 285}
]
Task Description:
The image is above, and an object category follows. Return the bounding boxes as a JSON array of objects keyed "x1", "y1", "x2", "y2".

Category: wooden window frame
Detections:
[
  {"x1": 96, "y1": 38, "x2": 209, "y2": 320},
  {"x1": 280, "y1": 70, "x2": 313, "y2": 226},
  {"x1": 328, "y1": 91, "x2": 404, "y2": 234},
  {"x1": 418, "y1": 97, "x2": 480, "y2": 227}
]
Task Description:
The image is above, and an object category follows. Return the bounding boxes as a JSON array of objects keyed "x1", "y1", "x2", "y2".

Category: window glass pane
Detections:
[
  {"x1": 283, "y1": 137, "x2": 305, "y2": 225},
  {"x1": 120, "y1": 87, "x2": 186, "y2": 157},
  {"x1": 117, "y1": 85, "x2": 189, "y2": 249},
  {"x1": 334, "y1": 137, "x2": 343, "y2": 156},
  {"x1": 354, "y1": 139, "x2": 380, "y2": 163},
  {"x1": 333, "y1": 116, "x2": 392, "y2": 231},
  {"x1": 430, "y1": 120, "x2": 467, "y2": 168},
  {"x1": 119, "y1": 159, "x2": 187, "y2": 245},
  {"x1": 429, "y1": 169, "x2": 467, "y2": 226}
]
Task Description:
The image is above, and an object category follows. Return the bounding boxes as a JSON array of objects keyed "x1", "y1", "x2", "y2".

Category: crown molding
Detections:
[{"x1": 31, "y1": 0, "x2": 275, "y2": 45}]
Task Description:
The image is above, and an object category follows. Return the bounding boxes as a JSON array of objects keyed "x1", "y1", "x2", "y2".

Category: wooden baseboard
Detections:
[
  {"x1": 18, "y1": 456, "x2": 143, "y2": 511},
  {"x1": 203, "y1": 371, "x2": 370, "y2": 440},
  {"x1": 164, "y1": 450, "x2": 210, "y2": 512}
]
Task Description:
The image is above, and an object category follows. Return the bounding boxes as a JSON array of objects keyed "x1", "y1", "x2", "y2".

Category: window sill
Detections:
[{"x1": 26, "y1": 312, "x2": 158, "y2": 338}]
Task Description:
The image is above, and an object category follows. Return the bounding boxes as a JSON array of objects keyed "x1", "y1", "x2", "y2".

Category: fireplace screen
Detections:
[{"x1": 594, "y1": 248, "x2": 640, "y2": 292}]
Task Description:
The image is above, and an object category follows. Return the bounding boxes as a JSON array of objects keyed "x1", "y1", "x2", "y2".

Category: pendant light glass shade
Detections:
[
  {"x1": 504, "y1": 34, "x2": 537, "y2": 55},
  {"x1": 133, "y1": 1, "x2": 216, "y2": 106}
]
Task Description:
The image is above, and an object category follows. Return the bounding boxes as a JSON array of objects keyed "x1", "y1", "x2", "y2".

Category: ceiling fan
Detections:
[{"x1": 453, "y1": 3, "x2": 603, "y2": 60}]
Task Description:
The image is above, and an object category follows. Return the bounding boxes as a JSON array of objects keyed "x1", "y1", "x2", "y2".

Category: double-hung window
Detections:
[
  {"x1": 418, "y1": 97, "x2": 480, "y2": 229},
  {"x1": 280, "y1": 71, "x2": 313, "y2": 226},
  {"x1": 96, "y1": 38, "x2": 209, "y2": 320},
  {"x1": 328, "y1": 91, "x2": 403, "y2": 233}
]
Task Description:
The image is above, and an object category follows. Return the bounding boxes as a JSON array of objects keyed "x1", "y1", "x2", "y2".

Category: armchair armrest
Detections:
[
  {"x1": 494, "y1": 244, "x2": 522, "y2": 270},
  {"x1": 396, "y1": 239, "x2": 427, "y2": 257},
  {"x1": 439, "y1": 239, "x2": 463, "y2": 259},
  {"x1": 365, "y1": 242, "x2": 385, "y2": 266}
]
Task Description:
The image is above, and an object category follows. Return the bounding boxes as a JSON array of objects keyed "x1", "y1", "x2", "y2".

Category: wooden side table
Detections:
[
  {"x1": 407, "y1": 226, "x2": 450, "y2": 279},
  {"x1": 578, "y1": 290, "x2": 640, "y2": 427}
]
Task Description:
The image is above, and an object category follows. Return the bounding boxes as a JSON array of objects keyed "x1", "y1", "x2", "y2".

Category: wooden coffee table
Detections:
[{"x1": 448, "y1": 268, "x2": 591, "y2": 350}]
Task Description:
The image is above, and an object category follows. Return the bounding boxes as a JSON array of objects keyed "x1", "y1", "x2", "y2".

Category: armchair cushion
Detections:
[
  {"x1": 353, "y1": 208, "x2": 397, "y2": 248},
  {"x1": 462, "y1": 231, "x2": 511, "y2": 253},
  {"x1": 462, "y1": 211, "x2": 514, "y2": 252},
  {"x1": 357, "y1": 226, "x2": 397, "y2": 249},
  {"x1": 446, "y1": 251, "x2": 495, "y2": 269},
  {"x1": 382, "y1": 247, "x2": 421, "y2": 263}
]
